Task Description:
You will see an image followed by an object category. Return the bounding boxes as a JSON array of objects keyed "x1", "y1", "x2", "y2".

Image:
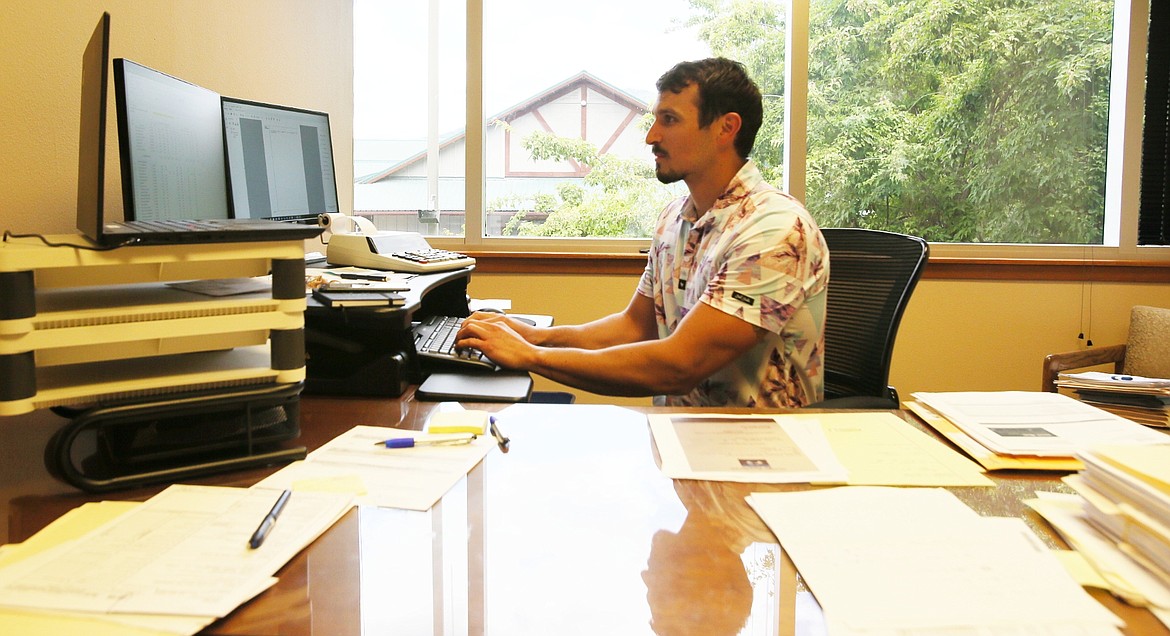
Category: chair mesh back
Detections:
[{"x1": 821, "y1": 228, "x2": 928, "y2": 401}]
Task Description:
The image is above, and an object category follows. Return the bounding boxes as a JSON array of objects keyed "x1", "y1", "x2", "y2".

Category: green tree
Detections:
[{"x1": 688, "y1": 0, "x2": 1112, "y2": 243}]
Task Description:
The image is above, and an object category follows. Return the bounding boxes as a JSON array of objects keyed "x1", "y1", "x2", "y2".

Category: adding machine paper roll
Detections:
[{"x1": 317, "y1": 213, "x2": 377, "y2": 236}]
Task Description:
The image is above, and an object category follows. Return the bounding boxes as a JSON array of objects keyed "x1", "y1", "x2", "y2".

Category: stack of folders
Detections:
[
  {"x1": 1057, "y1": 372, "x2": 1170, "y2": 428},
  {"x1": 907, "y1": 391, "x2": 1170, "y2": 471},
  {"x1": 1059, "y1": 445, "x2": 1170, "y2": 610}
]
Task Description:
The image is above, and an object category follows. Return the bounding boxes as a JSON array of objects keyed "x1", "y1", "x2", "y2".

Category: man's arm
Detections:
[
  {"x1": 456, "y1": 295, "x2": 762, "y2": 397},
  {"x1": 532, "y1": 291, "x2": 660, "y2": 349}
]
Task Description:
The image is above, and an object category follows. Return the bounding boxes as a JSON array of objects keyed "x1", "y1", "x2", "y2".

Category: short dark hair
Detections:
[{"x1": 655, "y1": 57, "x2": 763, "y2": 159}]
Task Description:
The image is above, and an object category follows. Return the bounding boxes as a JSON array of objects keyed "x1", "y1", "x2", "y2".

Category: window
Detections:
[
  {"x1": 354, "y1": 0, "x2": 1163, "y2": 256},
  {"x1": 1140, "y1": 0, "x2": 1170, "y2": 246},
  {"x1": 354, "y1": 0, "x2": 725, "y2": 242},
  {"x1": 353, "y1": 0, "x2": 466, "y2": 236}
]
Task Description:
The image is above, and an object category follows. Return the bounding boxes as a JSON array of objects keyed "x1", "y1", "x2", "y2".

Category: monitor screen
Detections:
[
  {"x1": 221, "y1": 98, "x2": 339, "y2": 223},
  {"x1": 113, "y1": 58, "x2": 228, "y2": 222}
]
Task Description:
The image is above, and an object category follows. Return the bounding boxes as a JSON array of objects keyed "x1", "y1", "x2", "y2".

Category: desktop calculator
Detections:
[
  {"x1": 378, "y1": 247, "x2": 477, "y2": 273},
  {"x1": 326, "y1": 231, "x2": 476, "y2": 273}
]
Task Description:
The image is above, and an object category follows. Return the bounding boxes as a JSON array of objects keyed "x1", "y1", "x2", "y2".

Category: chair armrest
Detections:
[{"x1": 1041, "y1": 344, "x2": 1127, "y2": 391}]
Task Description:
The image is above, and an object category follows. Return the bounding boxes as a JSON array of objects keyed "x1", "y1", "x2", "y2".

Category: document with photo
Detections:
[{"x1": 648, "y1": 414, "x2": 848, "y2": 483}]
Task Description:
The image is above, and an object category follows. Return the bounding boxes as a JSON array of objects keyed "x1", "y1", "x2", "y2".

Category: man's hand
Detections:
[{"x1": 455, "y1": 312, "x2": 540, "y2": 369}]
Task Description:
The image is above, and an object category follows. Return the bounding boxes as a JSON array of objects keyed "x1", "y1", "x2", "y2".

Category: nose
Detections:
[{"x1": 645, "y1": 121, "x2": 659, "y2": 146}]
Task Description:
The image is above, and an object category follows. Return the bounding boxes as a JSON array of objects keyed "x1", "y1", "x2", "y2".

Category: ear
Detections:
[{"x1": 716, "y1": 112, "x2": 742, "y2": 149}]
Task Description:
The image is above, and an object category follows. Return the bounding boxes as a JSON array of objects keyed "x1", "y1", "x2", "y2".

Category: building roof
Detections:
[{"x1": 358, "y1": 71, "x2": 649, "y2": 184}]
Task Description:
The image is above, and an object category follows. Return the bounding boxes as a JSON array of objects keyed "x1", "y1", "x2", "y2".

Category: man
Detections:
[{"x1": 456, "y1": 57, "x2": 829, "y2": 407}]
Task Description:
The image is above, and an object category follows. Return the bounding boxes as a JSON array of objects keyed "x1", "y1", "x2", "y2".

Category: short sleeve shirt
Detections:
[{"x1": 636, "y1": 160, "x2": 829, "y2": 408}]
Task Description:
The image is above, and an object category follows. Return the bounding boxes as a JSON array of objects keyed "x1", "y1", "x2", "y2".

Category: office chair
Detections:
[
  {"x1": 807, "y1": 228, "x2": 929, "y2": 409},
  {"x1": 1041, "y1": 305, "x2": 1170, "y2": 392}
]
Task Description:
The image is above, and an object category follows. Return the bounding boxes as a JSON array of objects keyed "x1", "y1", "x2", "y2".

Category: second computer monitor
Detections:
[{"x1": 221, "y1": 98, "x2": 339, "y2": 223}]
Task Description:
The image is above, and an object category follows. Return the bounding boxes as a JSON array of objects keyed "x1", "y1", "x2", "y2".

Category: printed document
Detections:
[
  {"x1": 0, "y1": 484, "x2": 351, "y2": 618},
  {"x1": 253, "y1": 424, "x2": 493, "y2": 510},
  {"x1": 649, "y1": 413, "x2": 848, "y2": 483},
  {"x1": 649, "y1": 412, "x2": 992, "y2": 486},
  {"x1": 748, "y1": 487, "x2": 1124, "y2": 635},
  {"x1": 911, "y1": 391, "x2": 1169, "y2": 457}
]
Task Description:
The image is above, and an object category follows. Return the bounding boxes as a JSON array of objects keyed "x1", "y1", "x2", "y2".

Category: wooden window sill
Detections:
[{"x1": 464, "y1": 251, "x2": 1170, "y2": 283}]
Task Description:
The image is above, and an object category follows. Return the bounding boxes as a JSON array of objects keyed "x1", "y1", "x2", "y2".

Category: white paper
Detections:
[
  {"x1": 0, "y1": 485, "x2": 351, "y2": 618},
  {"x1": 911, "y1": 391, "x2": 1169, "y2": 457},
  {"x1": 748, "y1": 487, "x2": 1124, "y2": 635},
  {"x1": 253, "y1": 425, "x2": 493, "y2": 511},
  {"x1": 649, "y1": 413, "x2": 848, "y2": 483}
]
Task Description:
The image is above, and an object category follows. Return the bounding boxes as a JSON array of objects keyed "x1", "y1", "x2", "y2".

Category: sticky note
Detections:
[{"x1": 427, "y1": 410, "x2": 489, "y2": 435}]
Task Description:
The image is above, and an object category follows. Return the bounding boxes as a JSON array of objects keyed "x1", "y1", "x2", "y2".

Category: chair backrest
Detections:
[
  {"x1": 1124, "y1": 305, "x2": 1170, "y2": 379},
  {"x1": 820, "y1": 228, "x2": 929, "y2": 404}
]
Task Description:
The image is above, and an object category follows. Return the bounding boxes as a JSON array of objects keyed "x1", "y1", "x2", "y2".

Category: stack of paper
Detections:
[
  {"x1": 0, "y1": 485, "x2": 352, "y2": 635},
  {"x1": 748, "y1": 487, "x2": 1125, "y2": 635},
  {"x1": 1057, "y1": 372, "x2": 1170, "y2": 428},
  {"x1": 908, "y1": 392, "x2": 1169, "y2": 469},
  {"x1": 1065, "y1": 446, "x2": 1170, "y2": 603}
]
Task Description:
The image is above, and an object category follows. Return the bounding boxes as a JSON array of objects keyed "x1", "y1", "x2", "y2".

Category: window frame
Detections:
[{"x1": 411, "y1": 0, "x2": 1169, "y2": 265}]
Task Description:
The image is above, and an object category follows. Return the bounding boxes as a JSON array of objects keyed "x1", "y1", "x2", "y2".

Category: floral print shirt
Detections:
[{"x1": 636, "y1": 160, "x2": 829, "y2": 408}]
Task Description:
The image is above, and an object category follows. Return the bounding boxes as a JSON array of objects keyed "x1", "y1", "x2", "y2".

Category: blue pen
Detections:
[{"x1": 374, "y1": 433, "x2": 476, "y2": 448}]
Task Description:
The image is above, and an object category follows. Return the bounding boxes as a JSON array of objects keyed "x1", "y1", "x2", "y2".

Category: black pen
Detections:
[
  {"x1": 339, "y1": 272, "x2": 388, "y2": 281},
  {"x1": 489, "y1": 416, "x2": 511, "y2": 452},
  {"x1": 248, "y1": 489, "x2": 292, "y2": 549}
]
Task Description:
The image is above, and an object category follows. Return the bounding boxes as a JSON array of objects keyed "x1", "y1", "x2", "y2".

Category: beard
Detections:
[
  {"x1": 655, "y1": 166, "x2": 684, "y2": 185},
  {"x1": 652, "y1": 147, "x2": 684, "y2": 184}
]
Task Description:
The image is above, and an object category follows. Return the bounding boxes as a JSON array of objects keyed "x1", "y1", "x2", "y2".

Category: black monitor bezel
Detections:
[{"x1": 220, "y1": 96, "x2": 339, "y2": 224}]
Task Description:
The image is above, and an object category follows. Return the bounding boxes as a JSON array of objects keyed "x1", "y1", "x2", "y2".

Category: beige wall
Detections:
[
  {"x1": 468, "y1": 273, "x2": 1170, "y2": 405},
  {"x1": 0, "y1": 0, "x2": 353, "y2": 543},
  {"x1": 1, "y1": 0, "x2": 354, "y2": 235}
]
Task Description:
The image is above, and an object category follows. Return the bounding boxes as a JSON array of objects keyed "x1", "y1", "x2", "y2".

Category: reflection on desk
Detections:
[{"x1": 8, "y1": 395, "x2": 1170, "y2": 636}]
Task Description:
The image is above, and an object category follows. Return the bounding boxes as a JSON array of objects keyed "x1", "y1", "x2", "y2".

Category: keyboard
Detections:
[
  {"x1": 412, "y1": 315, "x2": 497, "y2": 371},
  {"x1": 383, "y1": 248, "x2": 477, "y2": 273}
]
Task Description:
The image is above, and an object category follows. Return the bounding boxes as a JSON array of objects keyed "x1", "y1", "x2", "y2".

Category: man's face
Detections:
[{"x1": 645, "y1": 83, "x2": 718, "y2": 185}]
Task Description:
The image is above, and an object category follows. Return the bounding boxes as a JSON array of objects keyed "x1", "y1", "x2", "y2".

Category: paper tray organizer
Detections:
[
  {"x1": 0, "y1": 235, "x2": 312, "y2": 490},
  {"x1": 44, "y1": 383, "x2": 306, "y2": 492}
]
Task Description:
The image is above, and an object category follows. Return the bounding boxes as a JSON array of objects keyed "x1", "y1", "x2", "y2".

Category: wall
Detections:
[
  {"x1": 0, "y1": 0, "x2": 353, "y2": 543},
  {"x1": 0, "y1": 0, "x2": 354, "y2": 235}
]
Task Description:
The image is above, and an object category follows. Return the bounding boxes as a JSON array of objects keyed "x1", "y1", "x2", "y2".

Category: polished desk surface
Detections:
[{"x1": 9, "y1": 392, "x2": 1170, "y2": 636}]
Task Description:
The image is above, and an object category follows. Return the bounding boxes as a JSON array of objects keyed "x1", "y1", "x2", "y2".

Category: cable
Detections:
[
  {"x1": 3, "y1": 230, "x2": 139, "y2": 251},
  {"x1": 1079, "y1": 246, "x2": 1095, "y2": 346}
]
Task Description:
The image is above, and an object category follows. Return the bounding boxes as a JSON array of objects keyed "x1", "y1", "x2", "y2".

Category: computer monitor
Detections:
[
  {"x1": 221, "y1": 97, "x2": 339, "y2": 223},
  {"x1": 76, "y1": 12, "x2": 110, "y2": 241},
  {"x1": 112, "y1": 58, "x2": 229, "y2": 222}
]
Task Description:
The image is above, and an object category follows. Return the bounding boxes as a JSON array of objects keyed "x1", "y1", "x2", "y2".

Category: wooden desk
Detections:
[{"x1": 9, "y1": 394, "x2": 1169, "y2": 636}]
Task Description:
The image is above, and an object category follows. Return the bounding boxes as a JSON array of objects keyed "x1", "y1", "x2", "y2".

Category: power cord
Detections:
[{"x1": 3, "y1": 230, "x2": 139, "y2": 251}]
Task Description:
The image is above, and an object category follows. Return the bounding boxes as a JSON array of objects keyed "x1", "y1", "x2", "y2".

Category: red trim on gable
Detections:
[
  {"x1": 600, "y1": 109, "x2": 639, "y2": 155},
  {"x1": 579, "y1": 86, "x2": 588, "y2": 140}
]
